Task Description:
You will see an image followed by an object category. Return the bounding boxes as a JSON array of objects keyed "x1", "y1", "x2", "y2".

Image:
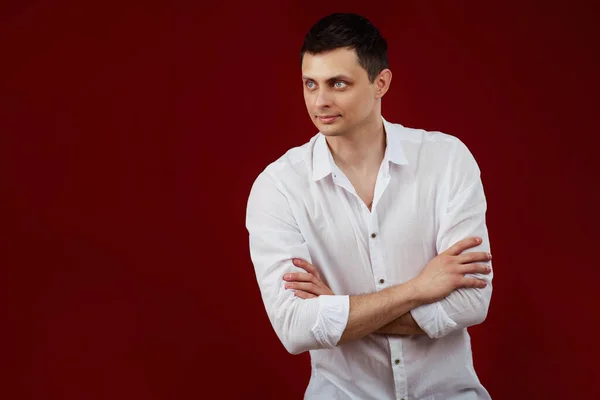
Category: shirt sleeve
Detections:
[
  {"x1": 410, "y1": 139, "x2": 493, "y2": 338},
  {"x1": 245, "y1": 169, "x2": 349, "y2": 354}
]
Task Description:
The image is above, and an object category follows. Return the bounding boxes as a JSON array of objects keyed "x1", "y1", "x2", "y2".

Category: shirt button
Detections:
[
  {"x1": 371, "y1": 233, "x2": 377, "y2": 238},
  {"x1": 379, "y1": 278, "x2": 385, "y2": 284},
  {"x1": 394, "y1": 359, "x2": 401, "y2": 365}
]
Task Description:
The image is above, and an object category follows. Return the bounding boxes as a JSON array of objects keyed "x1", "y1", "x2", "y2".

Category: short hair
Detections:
[{"x1": 300, "y1": 13, "x2": 388, "y2": 83}]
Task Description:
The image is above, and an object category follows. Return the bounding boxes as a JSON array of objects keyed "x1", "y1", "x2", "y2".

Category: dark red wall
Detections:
[{"x1": 2, "y1": 1, "x2": 598, "y2": 399}]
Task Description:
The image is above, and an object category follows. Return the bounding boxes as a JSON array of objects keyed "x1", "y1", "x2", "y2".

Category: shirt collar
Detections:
[{"x1": 312, "y1": 116, "x2": 409, "y2": 182}]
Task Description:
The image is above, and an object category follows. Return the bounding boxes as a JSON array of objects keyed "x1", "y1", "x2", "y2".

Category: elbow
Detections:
[
  {"x1": 281, "y1": 337, "x2": 310, "y2": 355},
  {"x1": 471, "y1": 284, "x2": 492, "y2": 326},
  {"x1": 278, "y1": 324, "x2": 321, "y2": 355},
  {"x1": 460, "y1": 289, "x2": 491, "y2": 328},
  {"x1": 270, "y1": 295, "x2": 347, "y2": 354},
  {"x1": 443, "y1": 286, "x2": 491, "y2": 333},
  {"x1": 272, "y1": 302, "x2": 321, "y2": 355},
  {"x1": 467, "y1": 302, "x2": 489, "y2": 327}
]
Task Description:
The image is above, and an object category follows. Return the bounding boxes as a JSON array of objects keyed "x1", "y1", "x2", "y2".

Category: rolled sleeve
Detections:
[
  {"x1": 246, "y1": 170, "x2": 349, "y2": 354},
  {"x1": 311, "y1": 295, "x2": 350, "y2": 348},
  {"x1": 410, "y1": 302, "x2": 458, "y2": 339}
]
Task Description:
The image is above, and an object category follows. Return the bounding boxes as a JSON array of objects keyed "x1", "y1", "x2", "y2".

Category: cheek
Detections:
[
  {"x1": 304, "y1": 92, "x2": 315, "y2": 109},
  {"x1": 341, "y1": 92, "x2": 370, "y2": 116},
  {"x1": 303, "y1": 96, "x2": 312, "y2": 112},
  {"x1": 357, "y1": 92, "x2": 376, "y2": 115}
]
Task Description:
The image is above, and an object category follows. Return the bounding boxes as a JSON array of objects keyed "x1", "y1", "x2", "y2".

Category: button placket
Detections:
[
  {"x1": 389, "y1": 338, "x2": 408, "y2": 400},
  {"x1": 369, "y1": 213, "x2": 386, "y2": 288},
  {"x1": 369, "y1": 169, "x2": 391, "y2": 289}
]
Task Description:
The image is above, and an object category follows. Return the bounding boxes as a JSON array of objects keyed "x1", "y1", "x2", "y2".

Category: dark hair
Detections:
[{"x1": 300, "y1": 13, "x2": 388, "y2": 83}]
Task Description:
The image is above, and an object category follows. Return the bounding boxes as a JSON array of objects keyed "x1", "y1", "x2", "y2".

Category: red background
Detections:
[{"x1": 2, "y1": 1, "x2": 599, "y2": 399}]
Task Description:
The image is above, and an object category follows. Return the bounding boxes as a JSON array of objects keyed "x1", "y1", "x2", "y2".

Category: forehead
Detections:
[{"x1": 301, "y1": 47, "x2": 366, "y2": 80}]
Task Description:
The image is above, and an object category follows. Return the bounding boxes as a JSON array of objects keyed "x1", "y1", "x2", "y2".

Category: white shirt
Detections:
[{"x1": 245, "y1": 117, "x2": 493, "y2": 400}]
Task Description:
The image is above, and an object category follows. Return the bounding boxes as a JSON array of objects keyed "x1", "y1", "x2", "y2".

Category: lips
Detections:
[{"x1": 317, "y1": 115, "x2": 340, "y2": 124}]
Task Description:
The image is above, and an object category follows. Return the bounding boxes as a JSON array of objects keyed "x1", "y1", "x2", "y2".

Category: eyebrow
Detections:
[{"x1": 302, "y1": 75, "x2": 353, "y2": 84}]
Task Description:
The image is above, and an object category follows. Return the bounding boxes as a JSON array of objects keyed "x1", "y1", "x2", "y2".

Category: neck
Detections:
[{"x1": 326, "y1": 114, "x2": 386, "y2": 176}]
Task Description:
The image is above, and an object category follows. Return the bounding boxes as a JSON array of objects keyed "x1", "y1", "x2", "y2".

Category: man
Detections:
[{"x1": 245, "y1": 13, "x2": 493, "y2": 400}]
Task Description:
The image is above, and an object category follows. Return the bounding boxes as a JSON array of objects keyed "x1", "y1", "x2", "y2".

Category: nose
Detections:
[{"x1": 315, "y1": 88, "x2": 331, "y2": 108}]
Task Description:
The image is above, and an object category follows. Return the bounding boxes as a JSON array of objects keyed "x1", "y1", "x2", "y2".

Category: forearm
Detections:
[
  {"x1": 338, "y1": 281, "x2": 424, "y2": 344},
  {"x1": 375, "y1": 311, "x2": 426, "y2": 335}
]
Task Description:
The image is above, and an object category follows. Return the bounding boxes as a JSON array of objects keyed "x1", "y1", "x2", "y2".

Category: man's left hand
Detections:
[{"x1": 283, "y1": 258, "x2": 334, "y2": 299}]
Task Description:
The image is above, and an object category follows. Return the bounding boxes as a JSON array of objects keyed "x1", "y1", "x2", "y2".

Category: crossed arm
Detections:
[
  {"x1": 283, "y1": 259, "x2": 425, "y2": 336},
  {"x1": 283, "y1": 239, "x2": 492, "y2": 340}
]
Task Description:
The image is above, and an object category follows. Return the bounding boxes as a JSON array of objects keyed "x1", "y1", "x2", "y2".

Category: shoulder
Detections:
[
  {"x1": 390, "y1": 121, "x2": 467, "y2": 153},
  {"x1": 248, "y1": 133, "x2": 319, "y2": 197},
  {"x1": 386, "y1": 119, "x2": 477, "y2": 171}
]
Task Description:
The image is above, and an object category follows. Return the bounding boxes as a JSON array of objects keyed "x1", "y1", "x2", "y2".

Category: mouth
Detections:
[{"x1": 317, "y1": 115, "x2": 340, "y2": 124}]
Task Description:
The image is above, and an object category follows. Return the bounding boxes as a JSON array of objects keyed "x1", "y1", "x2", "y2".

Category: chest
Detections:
[
  {"x1": 292, "y1": 170, "x2": 442, "y2": 294},
  {"x1": 344, "y1": 171, "x2": 377, "y2": 210}
]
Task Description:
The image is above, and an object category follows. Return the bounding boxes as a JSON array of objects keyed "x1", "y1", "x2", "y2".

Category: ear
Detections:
[{"x1": 374, "y1": 69, "x2": 392, "y2": 99}]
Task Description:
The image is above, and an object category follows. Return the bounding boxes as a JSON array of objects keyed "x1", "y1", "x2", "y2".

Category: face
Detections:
[{"x1": 301, "y1": 47, "x2": 389, "y2": 137}]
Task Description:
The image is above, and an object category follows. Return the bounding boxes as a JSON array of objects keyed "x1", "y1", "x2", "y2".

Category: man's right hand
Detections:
[{"x1": 412, "y1": 237, "x2": 492, "y2": 304}]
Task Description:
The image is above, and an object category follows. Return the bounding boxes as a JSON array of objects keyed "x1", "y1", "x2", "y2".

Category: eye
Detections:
[
  {"x1": 333, "y1": 81, "x2": 347, "y2": 89},
  {"x1": 306, "y1": 80, "x2": 316, "y2": 89}
]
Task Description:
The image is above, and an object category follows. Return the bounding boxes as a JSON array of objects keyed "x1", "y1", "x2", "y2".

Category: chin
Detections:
[
  {"x1": 315, "y1": 120, "x2": 345, "y2": 136},
  {"x1": 315, "y1": 125, "x2": 340, "y2": 137},
  {"x1": 319, "y1": 129, "x2": 344, "y2": 137}
]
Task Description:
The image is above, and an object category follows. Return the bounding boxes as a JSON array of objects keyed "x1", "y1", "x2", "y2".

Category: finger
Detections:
[
  {"x1": 459, "y1": 263, "x2": 492, "y2": 275},
  {"x1": 283, "y1": 272, "x2": 318, "y2": 283},
  {"x1": 292, "y1": 258, "x2": 321, "y2": 279},
  {"x1": 456, "y1": 252, "x2": 492, "y2": 264},
  {"x1": 294, "y1": 290, "x2": 317, "y2": 299},
  {"x1": 460, "y1": 277, "x2": 488, "y2": 289},
  {"x1": 443, "y1": 237, "x2": 482, "y2": 256},
  {"x1": 285, "y1": 281, "x2": 324, "y2": 295}
]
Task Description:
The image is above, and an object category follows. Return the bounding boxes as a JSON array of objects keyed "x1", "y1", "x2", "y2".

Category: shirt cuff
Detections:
[
  {"x1": 410, "y1": 302, "x2": 458, "y2": 339},
  {"x1": 311, "y1": 295, "x2": 350, "y2": 348}
]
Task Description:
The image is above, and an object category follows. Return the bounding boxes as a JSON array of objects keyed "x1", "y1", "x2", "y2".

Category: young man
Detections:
[{"x1": 245, "y1": 13, "x2": 494, "y2": 400}]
